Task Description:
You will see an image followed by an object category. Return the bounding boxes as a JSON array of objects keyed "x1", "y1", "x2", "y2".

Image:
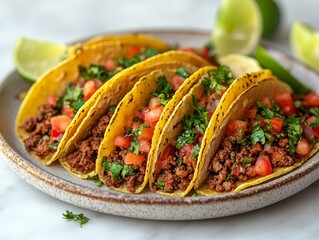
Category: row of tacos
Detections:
[{"x1": 16, "y1": 34, "x2": 319, "y2": 197}]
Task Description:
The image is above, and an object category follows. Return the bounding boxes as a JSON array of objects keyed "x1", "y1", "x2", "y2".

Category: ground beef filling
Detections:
[
  {"x1": 65, "y1": 110, "x2": 113, "y2": 173},
  {"x1": 152, "y1": 146, "x2": 196, "y2": 193},
  {"x1": 22, "y1": 104, "x2": 59, "y2": 157},
  {"x1": 207, "y1": 137, "x2": 306, "y2": 193},
  {"x1": 102, "y1": 147, "x2": 147, "y2": 193}
]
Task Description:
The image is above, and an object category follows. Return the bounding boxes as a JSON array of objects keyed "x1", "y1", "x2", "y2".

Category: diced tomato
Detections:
[
  {"x1": 269, "y1": 117, "x2": 284, "y2": 133},
  {"x1": 51, "y1": 129, "x2": 61, "y2": 139},
  {"x1": 83, "y1": 80, "x2": 97, "y2": 100},
  {"x1": 156, "y1": 145, "x2": 173, "y2": 174},
  {"x1": 105, "y1": 59, "x2": 116, "y2": 71},
  {"x1": 124, "y1": 152, "x2": 145, "y2": 165},
  {"x1": 304, "y1": 92, "x2": 319, "y2": 107},
  {"x1": 114, "y1": 135, "x2": 131, "y2": 149},
  {"x1": 178, "y1": 47, "x2": 197, "y2": 55},
  {"x1": 198, "y1": 95, "x2": 207, "y2": 107},
  {"x1": 261, "y1": 97, "x2": 272, "y2": 109},
  {"x1": 50, "y1": 115, "x2": 72, "y2": 139},
  {"x1": 254, "y1": 155, "x2": 273, "y2": 176},
  {"x1": 138, "y1": 125, "x2": 155, "y2": 140},
  {"x1": 126, "y1": 46, "x2": 141, "y2": 58},
  {"x1": 244, "y1": 105, "x2": 257, "y2": 120},
  {"x1": 62, "y1": 105, "x2": 75, "y2": 119},
  {"x1": 144, "y1": 105, "x2": 164, "y2": 124},
  {"x1": 306, "y1": 116, "x2": 319, "y2": 138},
  {"x1": 200, "y1": 47, "x2": 209, "y2": 60},
  {"x1": 148, "y1": 97, "x2": 161, "y2": 110},
  {"x1": 296, "y1": 139, "x2": 311, "y2": 156},
  {"x1": 259, "y1": 118, "x2": 266, "y2": 127},
  {"x1": 180, "y1": 144, "x2": 195, "y2": 156},
  {"x1": 47, "y1": 96, "x2": 58, "y2": 105},
  {"x1": 139, "y1": 140, "x2": 152, "y2": 154},
  {"x1": 226, "y1": 120, "x2": 248, "y2": 140},
  {"x1": 274, "y1": 92, "x2": 296, "y2": 116},
  {"x1": 139, "y1": 107, "x2": 150, "y2": 122},
  {"x1": 170, "y1": 74, "x2": 185, "y2": 92}
]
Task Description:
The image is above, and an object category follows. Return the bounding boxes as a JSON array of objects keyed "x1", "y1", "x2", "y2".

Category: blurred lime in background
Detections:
[
  {"x1": 212, "y1": 0, "x2": 262, "y2": 57},
  {"x1": 290, "y1": 21, "x2": 319, "y2": 72},
  {"x1": 255, "y1": 0, "x2": 281, "y2": 38}
]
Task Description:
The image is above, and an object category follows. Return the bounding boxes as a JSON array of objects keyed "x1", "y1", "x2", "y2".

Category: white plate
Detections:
[{"x1": 1, "y1": 30, "x2": 319, "y2": 220}]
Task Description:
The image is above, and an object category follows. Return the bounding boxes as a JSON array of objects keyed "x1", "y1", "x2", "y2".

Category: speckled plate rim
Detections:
[{"x1": 1, "y1": 29, "x2": 319, "y2": 220}]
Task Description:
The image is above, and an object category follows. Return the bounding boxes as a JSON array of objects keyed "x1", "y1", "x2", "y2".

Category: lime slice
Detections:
[
  {"x1": 212, "y1": 0, "x2": 262, "y2": 57},
  {"x1": 13, "y1": 37, "x2": 67, "y2": 82},
  {"x1": 255, "y1": 45, "x2": 309, "y2": 94},
  {"x1": 255, "y1": 0, "x2": 281, "y2": 38},
  {"x1": 290, "y1": 21, "x2": 319, "y2": 72}
]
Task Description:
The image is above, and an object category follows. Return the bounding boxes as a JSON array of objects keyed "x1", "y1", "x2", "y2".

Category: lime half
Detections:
[
  {"x1": 13, "y1": 37, "x2": 67, "y2": 82},
  {"x1": 290, "y1": 21, "x2": 319, "y2": 72},
  {"x1": 212, "y1": 0, "x2": 262, "y2": 57}
]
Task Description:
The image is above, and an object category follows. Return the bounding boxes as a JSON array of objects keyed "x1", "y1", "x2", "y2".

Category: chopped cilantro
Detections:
[
  {"x1": 309, "y1": 108, "x2": 319, "y2": 127},
  {"x1": 285, "y1": 117, "x2": 302, "y2": 154},
  {"x1": 109, "y1": 105, "x2": 117, "y2": 112},
  {"x1": 87, "y1": 176, "x2": 104, "y2": 187},
  {"x1": 191, "y1": 144, "x2": 201, "y2": 159},
  {"x1": 225, "y1": 174, "x2": 232, "y2": 181},
  {"x1": 176, "y1": 98, "x2": 209, "y2": 149},
  {"x1": 79, "y1": 64, "x2": 120, "y2": 82},
  {"x1": 152, "y1": 76, "x2": 174, "y2": 105},
  {"x1": 201, "y1": 66, "x2": 234, "y2": 96},
  {"x1": 177, "y1": 157, "x2": 183, "y2": 166},
  {"x1": 242, "y1": 157, "x2": 252, "y2": 165},
  {"x1": 142, "y1": 48, "x2": 160, "y2": 58},
  {"x1": 157, "y1": 179, "x2": 166, "y2": 191},
  {"x1": 128, "y1": 124, "x2": 150, "y2": 154},
  {"x1": 256, "y1": 101, "x2": 275, "y2": 118},
  {"x1": 102, "y1": 160, "x2": 134, "y2": 180},
  {"x1": 57, "y1": 83, "x2": 84, "y2": 112},
  {"x1": 250, "y1": 125, "x2": 266, "y2": 145},
  {"x1": 121, "y1": 164, "x2": 134, "y2": 179},
  {"x1": 176, "y1": 67, "x2": 190, "y2": 79},
  {"x1": 120, "y1": 56, "x2": 140, "y2": 68}
]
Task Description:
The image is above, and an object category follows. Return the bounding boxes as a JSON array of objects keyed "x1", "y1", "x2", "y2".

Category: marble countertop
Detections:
[{"x1": 1, "y1": 0, "x2": 319, "y2": 239}]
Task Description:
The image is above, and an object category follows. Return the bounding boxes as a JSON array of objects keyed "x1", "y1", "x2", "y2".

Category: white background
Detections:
[{"x1": 1, "y1": 0, "x2": 319, "y2": 239}]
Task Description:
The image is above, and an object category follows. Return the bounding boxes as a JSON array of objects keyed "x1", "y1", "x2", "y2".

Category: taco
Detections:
[
  {"x1": 149, "y1": 66, "x2": 273, "y2": 197},
  {"x1": 91, "y1": 62, "x2": 211, "y2": 193},
  {"x1": 58, "y1": 51, "x2": 210, "y2": 179},
  {"x1": 15, "y1": 34, "x2": 169, "y2": 165},
  {"x1": 195, "y1": 78, "x2": 319, "y2": 196}
]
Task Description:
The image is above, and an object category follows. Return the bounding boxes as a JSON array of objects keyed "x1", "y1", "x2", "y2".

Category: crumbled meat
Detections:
[
  {"x1": 22, "y1": 104, "x2": 58, "y2": 158},
  {"x1": 65, "y1": 110, "x2": 113, "y2": 173},
  {"x1": 207, "y1": 136, "x2": 299, "y2": 192},
  {"x1": 102, "y1": 148, "x2": 147, "y2": 193},
  {"x1": 152, "y1": 145, "x2": 196, "y2": 193}
]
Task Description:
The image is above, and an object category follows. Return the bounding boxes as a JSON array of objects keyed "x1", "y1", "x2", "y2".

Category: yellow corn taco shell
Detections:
[
  {"x1": 95, "y1": 64, "x2": 208, "y2": 193},
  {"x1": 194, "y1": 78, "x2": 312, "y2": 196},
  {"x1": 15, "y1": 35, "x2": 169, "y2": 165},
  {"x1": 59, "y1": 51, "x2": 210, "y2": 179},
  {"x1": 150, "y1": 68, "x2": 273, "y2": 197}
]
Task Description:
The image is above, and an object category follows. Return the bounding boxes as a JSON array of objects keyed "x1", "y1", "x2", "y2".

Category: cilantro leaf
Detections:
[
  {"x1": 191, "y1": 144, "x2": 201, "y2": 159},
  {"x1": 176, "y1": 67, "x2": 190, "y2": 79},
  {"x1": 152, "y1": 75, "x2": 174, "y2": 105},
  {"x1": 109, "y1": 162, "x2": 123, "y2": 180},
  {"x1": 285, "y1": 117, "x2": 302, "y2": 154},
  {"x1": 63, "y1": 210, "x2": 89, "y2": 228},
  {"x1": 142, "y1": 48, "x2": 159, "y2": 58},
  {"x1": 176, "y1": 129, "x2": 197, "y2": 149},
  {"x1": 128, "y1": 124, "x2": 150, "y2": 154},
  {"x1": 121, "y1": 164, "x2": 134, "y2": 179},
  {"x1": 80, "y1": 64, "x2": 120, "y2": 82},
  {"x1": 250, "y1": 125, "x2": 266, "y2": 145},
  {"x1": 57, "y1": 83, "x2": 84, "y2": 112}
]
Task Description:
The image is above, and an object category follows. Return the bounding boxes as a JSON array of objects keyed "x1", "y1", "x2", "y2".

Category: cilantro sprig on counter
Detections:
[{"x1": 63, "y1": 210, "x2": 89, "y2": 228}]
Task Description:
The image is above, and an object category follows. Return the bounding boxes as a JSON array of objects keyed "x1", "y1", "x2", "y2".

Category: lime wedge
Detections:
[
  {"x1": 290, "y1": 21, "x2": 319, "y2": 72},
  {"x1": 212, "y1": 0, "x2": 262, "y2": 57},
  {"x1": 255, "y1": 45, "x2": 309, "y2": 94},
  {"x1": 13, "y1": 37, "x2": 67, "y2": 82},
  {"x1": 255, "y1": 0, "x2": 281, "y2": 39}
]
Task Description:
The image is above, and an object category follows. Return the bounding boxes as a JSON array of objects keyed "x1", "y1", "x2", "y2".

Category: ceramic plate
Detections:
[{"x1": 1, "y1": 30, "x2": 319, "y2": 220}]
